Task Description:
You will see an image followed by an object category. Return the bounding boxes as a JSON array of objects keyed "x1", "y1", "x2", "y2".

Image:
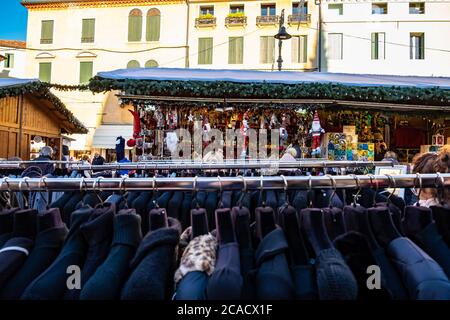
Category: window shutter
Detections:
[
  {"x1": 198, "y1": 38, "x2": 212, "y2": 64},
  {"x1": 39, "y1": 62, "x2": 52, "y2": 83},
  {"x1": 145, "y1": 60, "x2": 158, "y2": 68},
  {"x1": 228, "y1": 37, "x2": 236, "y2": 64},
  {"x1": 147, "y1": 14, "x2": 161, "y2": 41},
  {"x1": 268, "y1": 37, "x2": 275, "y2": 63},
  {"x1": 10, "y1": 54, "x2": 14, "y2": 68},
  {"x1": 127, "y1": 60, "x2": 140, "y2": 68},
  {"x1": 236, "y1": 37, "x2": 243, "y2": 64},
  {"x1": 82, "y1": 19, "x2": 95, "y2": 43},
  {"x1": 41, "y1": 21, "x2": 54, "y2": 44},
  {"x1": 301, "y1": 35, "x2": 307, "y2": 63},
  {"x1": 378, "y1": 33, "x2": 385, "y2": 59},
  {"x1": 128, "y1": 14, "x2": 143, "y2": 42},
  {"x1": 371, "y1": 33, "x2": 377, "y2": 59},
  {"x1": 291, "y1": 36, "x2": 299, "y2": 63},
  {"x1": 260, "y1": 37, "x2": 267, "y2": 63},
  {"x1": 419, "y1": 34, "x2": 424, "y2": 59},
  {"x1": 79, "y1": 61, "x2": 93, "y2": 84}
]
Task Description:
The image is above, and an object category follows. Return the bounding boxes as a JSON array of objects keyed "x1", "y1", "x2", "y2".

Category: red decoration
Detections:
[
  {"x1": 129, "y1": 110, "x2": 141, "y2": 138},
  {"x1": 127, "y1": 139, "x2": 136, "y2": 147}
]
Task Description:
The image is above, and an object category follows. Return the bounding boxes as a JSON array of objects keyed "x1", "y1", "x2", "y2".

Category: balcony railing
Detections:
[
  {"x1": 288, "y1": 14, "x2": 311, "y2": 25},
  {"x1": 256, "y1": 15, "x2": 279, "y2": 26},
  {"x1": 195, "y1": 17, "x2": 217, "y2": 28},
  {"x1": 225, "y1": 16, "x2": 247, "y2": 27}
]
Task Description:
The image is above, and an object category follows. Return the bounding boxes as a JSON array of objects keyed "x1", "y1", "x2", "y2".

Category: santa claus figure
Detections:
[
  {"x1": 310, "y1": 110, "x2": 325, "y2": 156},
  {"x1": 128, "y1": 110, "x2": 141, "y2": 138}
]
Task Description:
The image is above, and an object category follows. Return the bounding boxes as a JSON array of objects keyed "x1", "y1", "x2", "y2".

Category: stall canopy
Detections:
[
  {"x1": 92, "y1": 125, "x2": 133, "y2": 149},
  {"x1": 89, "y1": 68, "x2": 450, "y2": 112},
  {"x1": 0, "y1": 78, "x2": 87, "y2": 134}
]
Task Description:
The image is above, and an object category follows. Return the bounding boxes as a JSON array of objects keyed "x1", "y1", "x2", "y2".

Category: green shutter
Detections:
[
  {"x1": 41, "y1": 20, "x2": 54, "y2": 44},
  {"x1": 235, "y1": 37, "x2": 243, "y2": 64},
  {"x1": 145, "y1": 60, "x2": 158, "y2": 68},
  {"x1": 228, "y1": 37, "x2": 236, "y2": 64},
  {"x1": 79, "y1": 61, "x2": 93, "y2": 84},
  {"x1": 267, "y1": 37, "x2": 275, "y2": 63},
  {"x1": 260, "y1": 37, "x2": 267, "y2": 63},
  {"x1": 146, "y1": 15, "x2": 161, "y2": 41},
  {"x1": 371, "y1": 33, "x2": 377, "y2": 59},
  {"x1": 300, "y1": 35, "x2": 307, "y2": 63},
  {"x1": 128, "y1": 15, "x2": 143, "y2": 42},
  {"x1": 198, "y1": 38, "x2": 212, "y2": 64},
  {"x1": 420, "y1": 34, "x2": 425, "y2": 59},
  {"x1": 5, "y1": 54, "x2": 14, "y2": 68},
  {"x1": 82, "y1": 19, "x2": 95, "y2": 43},
  {"x1": 127, "y1": 60, "x2": 140, "y2": 68},
  {"x1": 39, "y1": 62, "x2": 52, "y2": 83}
]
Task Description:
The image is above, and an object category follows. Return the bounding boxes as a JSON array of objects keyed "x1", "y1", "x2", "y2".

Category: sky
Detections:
[{"x1": 0, "y1": 0, "x2": 28, "y2": 41}]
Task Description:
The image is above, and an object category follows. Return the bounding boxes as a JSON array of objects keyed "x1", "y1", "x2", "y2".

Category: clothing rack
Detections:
[
  {"x1": 0, "y1": 173, "x2": 447, "y2": 192},
  {"x1": 0, "y1": 160, "x2": 395, "y2": 170}
]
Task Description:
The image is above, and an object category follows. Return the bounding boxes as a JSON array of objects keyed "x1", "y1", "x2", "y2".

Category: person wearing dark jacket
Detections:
[
  {"x1": 28, "y1": 146, "x2": 55, "y2": 176},
  {"x1": 92, "y1": 152, "x2": 105, "y2": 166},
  {"x1": 80, "y1": 209, "x2": 142, "y2": 300},
  {"x1": 121, "y1": 217, "x2": 181, "y2": 300}
]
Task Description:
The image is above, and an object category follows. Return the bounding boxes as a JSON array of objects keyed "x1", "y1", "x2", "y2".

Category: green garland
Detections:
[
  {"x1": 0, "y1": 81, "x2": 88, "y2": 134},
  {"x1": 88, "y1": 77, "x2": 450, "y2": 107}
]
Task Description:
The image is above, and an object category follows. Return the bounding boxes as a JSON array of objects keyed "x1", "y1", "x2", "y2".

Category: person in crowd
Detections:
[
  {"x1": 280, "y1": 148, "x2": 297, "y2": 162},
  {"x1": 92, "y1": 152, "x2": 105, "y2": 166},
  {"x1": 411, "y1": 149, "x2": 450, "y2": 207},
  {"x1": 81, "y1": 154, "x2": 92, "y2": 178},
  {"x1": 29, "y1": 146, "x2": 55, "y2": 176},
  {"x1": 374, "y1": 132, "x2": 388, "y2": 161},
  {"x1": 383, "y1": 151, "x2": 400, "y2": 165}
]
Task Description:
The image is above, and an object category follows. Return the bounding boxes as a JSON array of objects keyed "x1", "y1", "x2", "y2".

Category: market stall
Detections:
[
  {"x1": 0, "y1": 78, "x2": 87, "y2": 160},
  {"x1": 89, "y1": 68, "x2": 450, "y2": 163}
]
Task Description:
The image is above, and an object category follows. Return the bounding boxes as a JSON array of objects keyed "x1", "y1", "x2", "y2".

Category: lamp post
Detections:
[{"x1": 274, "y1": 9, "x2": 291, "y2": 71}]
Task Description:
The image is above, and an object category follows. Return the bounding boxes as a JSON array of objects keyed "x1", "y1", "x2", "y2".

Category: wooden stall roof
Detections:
[{"x1": 0, "y1": 78, "x2": 87, "y2": 134}]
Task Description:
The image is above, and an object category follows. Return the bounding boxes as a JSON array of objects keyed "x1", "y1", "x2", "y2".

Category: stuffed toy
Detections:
[{"x1": 310, "y1": 110, "x2": 325, "y2": 157}]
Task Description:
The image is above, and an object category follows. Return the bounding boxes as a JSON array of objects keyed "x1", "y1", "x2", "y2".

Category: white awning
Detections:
[{"x1": 92, "y1": 125, "x2": 133, "y2": 149}]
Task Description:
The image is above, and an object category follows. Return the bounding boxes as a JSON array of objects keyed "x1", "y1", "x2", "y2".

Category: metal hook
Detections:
[
  {"x1": 237, "y1": 175, "x2": 247, "y2": 209},
  {"x1": 19, "y1": 177, "x2": 30, "y2": 209},
  {"x1": 152, "y1": 175, "x2": 159, "y2": 208},
  {"x1": 352, "y1": 174, "x2": 362, "y2": 207},
  {"x1": 435, "y1": 172, "x2": 445, "y2": 205},
  {"x1": 414, "y1": 172, "x2": 423, "y2": 205},
  {"x1": 192, "y1": 176, "x2": 199, "y2": 209},
  {"x1": 385, "y1": 174, "x2": 396, "y2": 203},
  {"x1": 119, "y1": 176, "x2": 129, "y2": 208},
  {"x1": 38, "y1": 176, "x2": 49, "y2": 208},
  {"x1": 2, "y1": 177, "x2": 13, "y2": 208},
  {"x1": 280, "y1": 175, "x2": 289, "y2": 205},
  {"x1": 326, "y1": 174, "x2": 337, "y2": 208},
  {"x1": 260, "y1": 174, "x2": 266, "y2": 207},
  {"x1": 308, "y1": 175, "x2": 313, "y2": 208},
  {"x1": 368, "y1": 174, "x2": 379, "y2": 207},
  {"x1": 93, "y1": 177, "x2": 104, "y2": 205}
]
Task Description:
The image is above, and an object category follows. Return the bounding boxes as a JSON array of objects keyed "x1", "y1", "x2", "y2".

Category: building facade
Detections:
[
  {"x1": 22, "y1": 0, "x2": 450, "y2": 153},
  {"x1": 0, "y1": 40, "x2": 27, "y2": 78},
  {"x1": 320, "y1": 0, "x2": 450, "y2": 76}
]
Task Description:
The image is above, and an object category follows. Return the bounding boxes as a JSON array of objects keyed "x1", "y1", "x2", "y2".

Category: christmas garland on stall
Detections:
[
  {"x1": 0, "y1": 81, "x2": 88, "y2": 133},
  {"x1": 87, "y1": 77, "x2": 450, "y2": 107}
]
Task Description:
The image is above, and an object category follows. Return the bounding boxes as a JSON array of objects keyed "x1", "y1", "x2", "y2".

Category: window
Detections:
[
  {"x1": 145, "y1": 60, "x2": 158, "y2": 68},
  {"x1": 228, "y1": 37, "x2": 244, "y2": 64},
  {"x1": 260, "y1": 36, "x2": 275, "y2": 63},
  {"x1": 198, "y1": 37, "x2": 213, "y2": 64},
  {"x1": 39, "y1": 62, "x2": 52, "y2": 82},
  {"x1": 371, "y1": 32, "x2": 385, "y2": 60},
  {"x1": 128, "y1": 9, "x2": 143, "y2": 42},
  {"x1": 409, "y1": 2, "x2": 425, "y2": 14},
  {"x1": 410, "y1": 33, "x2": 424, "y2": 59},
  {"x1": 4, "y1": 53, "x2": 14, "y2": 68},
  {"x1": 292, "y1": 2, "x2": 308, "y2": 15},
  {"x1": 200, "y1": 6, "x2": 214, "y2": 16},
  {"x1": 372, "y1": 3, "x2": 388, "y2": 14},
  {"x1": 81, "y1": 19, "x2": 95, "y2": 43},
  {"x1": 328, "y1": 33, "x2": 343, "y2": 60},
  {"x1": 146, "y1": 8, "x2": 161, "y2": 41},
  {"x1": 328, "y1": 3, "x2": 343, "y2": 15},
  {"x1": 261, "y1": 4, "x2": 276, "y2": 16},
  {"x1": 79, "y1": 61, "x2": 93, "y2": 84},
  {"x1": 230, "y1": 5, "x2": 244, "y2": 14},
  {"x1": 292, "y1": 35, "x2": 307, "y2": 63},
  {"x1": 127, "y1": 60, "x2": 141, "y2": 68},
  {"x1": 40, "y1": 20, "x2": 54, "y2": 44}
]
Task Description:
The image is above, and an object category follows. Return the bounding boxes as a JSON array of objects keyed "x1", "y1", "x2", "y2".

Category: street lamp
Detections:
[{"x1": 274, "y1": 9, "x2": 291, "y2": 71}]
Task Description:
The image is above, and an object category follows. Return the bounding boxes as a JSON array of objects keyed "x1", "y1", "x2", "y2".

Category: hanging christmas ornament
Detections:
[
  {"x1": 188, "y1": 113, "x2": 194, "y2": 122},
  {"x1": 128, "y1": 110, "x2": 141, "y2": 139},
  {"x1": 309, "y1": 110, "x2": 325, "y2": 157}
]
